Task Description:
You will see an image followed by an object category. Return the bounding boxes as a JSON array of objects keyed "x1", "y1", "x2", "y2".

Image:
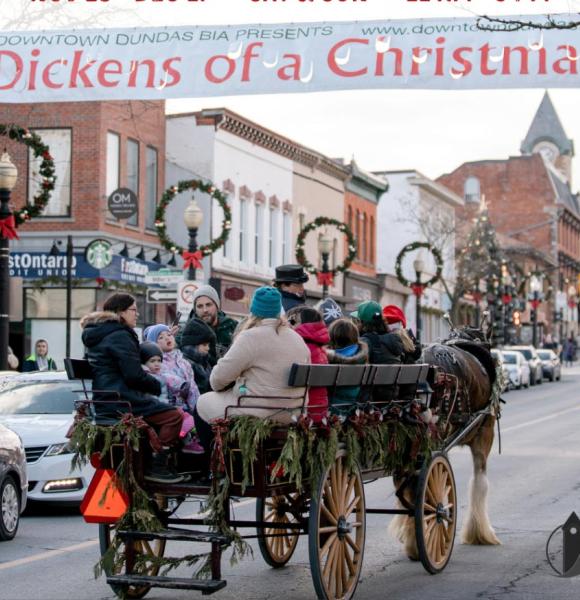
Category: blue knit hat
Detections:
[
  {"x1": 144, "y1": 324, "x2": 170, "y2": 343},
  {"x1": 250, "y1": 287, "x2": 282, "y2": 319}
]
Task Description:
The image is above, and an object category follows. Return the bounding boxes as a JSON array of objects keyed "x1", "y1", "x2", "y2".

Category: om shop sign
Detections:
[
  {"x1": 108, "y1": 187, "x2": 138, "y2": 220},
  {"x1": 1, "y1": 14, "x2": 580, "y2": 104}
]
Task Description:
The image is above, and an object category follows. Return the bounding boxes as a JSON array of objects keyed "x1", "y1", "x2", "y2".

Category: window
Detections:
[
  {"x1": 283, "y1": 211, "x2": 292, "y2": 263},
  {"x1": 29, "y1": 129, "x2": 72, "y2": 217},
  {"x1": 145, "y1": 146, "x2": 157, "y2": 230},
  {"x1": 348, "y1": 205, "x2": 353, "y2": 234},
  {"x1": 269, "y1": 208, "x2": 278, "y2": 267},
  {"x1": 356, "y1": 210, "x2": 361, "y2": 257},
  {"x1": 370, "y1": 216, "x2": 375, "y2": 264},
  {"x1": 464, "y1": 177, "x2": 481, "y2": 203},
  {"x1": 362, "y1": 212, "x2": 368, "y2": 263},
  {"x1": 239, "y1": 198, "x2": 247, "y2": 263},
  {"x1": 126, "y1": 139, "x2": 139, "y2": 226},
  {"x1": 106, "y1": 132, "x2": 120, "y2": 199},
  {"x1": 254, "y1": 202, "x2": 263, "y2": 265}
]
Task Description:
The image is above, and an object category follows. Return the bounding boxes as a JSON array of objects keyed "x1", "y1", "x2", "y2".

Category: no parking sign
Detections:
[{"x1": 177, "y1": 280, "x2": 203, "y2": 316}]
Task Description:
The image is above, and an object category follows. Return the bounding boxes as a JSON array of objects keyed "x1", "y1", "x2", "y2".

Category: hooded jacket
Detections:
[
  {"x1": 80, "y1": 311, "x2": 171, "y2": 418},
  {"x1": 294, "y1": 321, "x2": 330, "y2": 422},
  {"x1": 326, "y1": 341, "x2": 369, "y2": 415},
  {"x1": 180, "y1": 312, "x2": 237, "y2": 366},
  {"x1": 360, "y1": 330, "x2": 404, "y2": 404}
]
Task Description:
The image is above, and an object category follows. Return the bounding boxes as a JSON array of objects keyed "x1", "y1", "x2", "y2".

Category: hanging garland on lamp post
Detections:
[
  {"x1": 395, "y1": 242, "x2": 444, "y2": 296},
  {"x1": 154, "y1": 179, "x2": 231, "y2": 270},
  {"x1": 0, "y1": 124, "x2": 56, "y2": 240},
  {"x1": 295, "y1": 217, "x2": 357, "y2": 287}
]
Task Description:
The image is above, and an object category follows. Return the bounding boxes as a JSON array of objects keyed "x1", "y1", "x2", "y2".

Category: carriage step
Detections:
[
  {"x1": 107, "y1": 574, "x2": 227, "y2": 594},
  {"x1": 117, "y1": 528, "x2": 230, "y2": 545}
]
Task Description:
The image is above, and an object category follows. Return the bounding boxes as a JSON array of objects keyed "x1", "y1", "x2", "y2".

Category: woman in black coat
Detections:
[{"x1": 80, "y1": 293, "x2": 184, "y2": 483}]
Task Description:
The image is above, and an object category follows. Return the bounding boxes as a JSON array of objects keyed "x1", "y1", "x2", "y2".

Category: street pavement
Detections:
[{"x1": 2, "y1": 367, "x2": 580, "y2": 600}]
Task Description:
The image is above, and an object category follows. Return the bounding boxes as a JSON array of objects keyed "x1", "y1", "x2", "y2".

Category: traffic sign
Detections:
[
  {"x1": 144, "y1": 270, "x2": 184, "y2": 286},
  {"x1": 146, "y1": 288, "x2": 177, "y2": 304},
  {"x1": 177, "y1": 280, "x2": 202, "y2": 315}
]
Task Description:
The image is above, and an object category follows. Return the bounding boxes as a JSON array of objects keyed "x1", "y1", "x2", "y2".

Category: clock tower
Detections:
[{"x1": 521, "y1": 91, "x2": 574, "y2": 183}]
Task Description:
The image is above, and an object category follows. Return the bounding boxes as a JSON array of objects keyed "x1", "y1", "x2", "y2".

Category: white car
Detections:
[
  {"x1": 0, "y1": 372, "x2": 93, "y2": 505},
  {"x1": 501, "y1": 351, "x2": 531, "y2": 390},
  {"x1": 491, "y1": 349, "x2": 510, "y2": 393}
]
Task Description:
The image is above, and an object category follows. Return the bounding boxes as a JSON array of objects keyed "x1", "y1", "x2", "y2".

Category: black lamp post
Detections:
[
  {"x1": 183, "y1": 198, "x2": 204, "y2": 282},
  {"x1": 0, "y1": 151, "x2": 18, "y2": 371},
  {"x1": 529, "y1": 275, "x2": 542, "y2": 348},
  {"x1": 318, "y1": 232, "x2": 333, "y2": 299},
  {"x1": 413, "y1": 256, "x2": 425, "y2": 343},
  {"x1": 49, "y1": 235, "x2": 75, "y2": 359}
]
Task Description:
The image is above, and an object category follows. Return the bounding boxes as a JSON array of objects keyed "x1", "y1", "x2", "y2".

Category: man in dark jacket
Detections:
[
  {"x1": 22, "y1": 339, "x2": 58, "y2": 372},
  {"x1": 180, "y1": 284, "x2": 237, "y2": 366},
  {"x1": 273, "y1": 264, "x2": 309, "y2": 313}
]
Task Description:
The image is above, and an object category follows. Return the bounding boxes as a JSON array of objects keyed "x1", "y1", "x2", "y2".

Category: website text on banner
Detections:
[{"x1": 1, "y1": 14, "x2": 579, "y2": 103}]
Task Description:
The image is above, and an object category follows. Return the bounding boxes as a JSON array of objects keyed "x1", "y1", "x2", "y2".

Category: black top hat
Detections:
[{"x1": 274, "y1": 264, "x2": 309, "y2": 284}]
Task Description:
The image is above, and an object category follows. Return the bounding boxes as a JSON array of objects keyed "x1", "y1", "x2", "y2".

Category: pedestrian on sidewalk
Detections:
[{"x1": 22, "y1": 339, "x2": 58, "y2": 372}]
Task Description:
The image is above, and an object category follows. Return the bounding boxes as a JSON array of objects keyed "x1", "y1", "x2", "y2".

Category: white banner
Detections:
[{"x1": 1, "y1": 14, "x2": 580, "y2": 103}]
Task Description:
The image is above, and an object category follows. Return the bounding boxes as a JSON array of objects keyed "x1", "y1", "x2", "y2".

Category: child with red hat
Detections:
[{"x1": 382, "y1": 305, "x2": 422, "y2": 362}]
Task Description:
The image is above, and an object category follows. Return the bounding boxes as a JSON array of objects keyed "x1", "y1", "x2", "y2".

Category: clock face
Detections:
[{"x1": 534, "y1": 142, "x2": 558, "y2": 163}]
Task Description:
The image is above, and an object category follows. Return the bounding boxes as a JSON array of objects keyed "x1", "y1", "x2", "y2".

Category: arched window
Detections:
[
  {"x1": 356, "y1": 209, "x2": 361, "y2": 258},
  {"x1": 464, "y1": 177, "x2": 481, "y2": 203},
  {"x1": 362, "y1": 212, "x2": 368, "y2": 263},
  {"x1": 370, "y1": 216, "x2": 375, "y2": 265}
]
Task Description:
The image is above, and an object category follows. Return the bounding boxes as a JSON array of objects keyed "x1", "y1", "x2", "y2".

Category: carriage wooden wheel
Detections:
[
  {"x1": 309, "y1": 453, "x2": 366, "y2": 600},
  {"x1": 414, "y1": 452, "x2": 457, "y2": 574},
  {"x1": 256, "y1": 493, "x2": 303, "y2": 568}
]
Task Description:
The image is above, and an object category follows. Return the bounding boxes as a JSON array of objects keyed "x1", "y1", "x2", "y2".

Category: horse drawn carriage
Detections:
[{"x1": 66, "y1": 324, "x2": 502, "y2": 600}]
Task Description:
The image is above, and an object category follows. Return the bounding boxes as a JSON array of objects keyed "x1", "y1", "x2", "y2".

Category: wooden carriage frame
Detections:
[{"x1": 66, "y1": 357, "x2": 491, "y2": 600}]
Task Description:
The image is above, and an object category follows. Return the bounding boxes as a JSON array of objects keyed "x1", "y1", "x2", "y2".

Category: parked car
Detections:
[
  {"x1": 501, "y1": 351, "x2": 531, "y2": 390},
  {"x1": 491, "y1": 349, "x2": 510, "y2": 393},
  {"x1": 0, "y1": 372, "x2": 93, "y2": 505},
  {"x1": 537, "y1": 349, "x2": 562, "y2": 382},
  {"x1": 0, "y1": 422, "x2": 27, "y2": 540},
  {"x1": 504, "y1": 346, "x2": 543, "y2": 386}
]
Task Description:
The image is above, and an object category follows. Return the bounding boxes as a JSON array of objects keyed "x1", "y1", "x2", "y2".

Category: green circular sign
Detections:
[{"x1": 85, "y1": 239, "x2": 113, "y2": 269}]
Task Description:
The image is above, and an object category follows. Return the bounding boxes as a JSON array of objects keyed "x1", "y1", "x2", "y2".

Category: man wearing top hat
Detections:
[{"x1": 273, "y1": 264, "x2": 309, "y2": 312}]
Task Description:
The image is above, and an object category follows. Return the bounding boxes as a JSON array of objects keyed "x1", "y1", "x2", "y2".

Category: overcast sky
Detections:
[{"x1": 4, "y1": 0, "x2": 580, "y2": 190}]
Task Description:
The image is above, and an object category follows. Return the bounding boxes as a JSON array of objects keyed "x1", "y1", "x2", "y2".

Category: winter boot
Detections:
[{"x1": 145, "y1": 449, "x2": 185, "y2": 484}]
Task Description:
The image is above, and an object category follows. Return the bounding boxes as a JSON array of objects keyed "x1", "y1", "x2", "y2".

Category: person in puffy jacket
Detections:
[
  {"x1": 80, "y1": 293, "x2": 184, "y2": 484},
  {"x1": 326, "y1": 318, "x2": 369, "y2": 416},
  {"x1": 287, "y1": 306, "x2": 330, "y2": 423},
  {"x1": 180, "y1": 318, "x2": 216, "y2": 395}
]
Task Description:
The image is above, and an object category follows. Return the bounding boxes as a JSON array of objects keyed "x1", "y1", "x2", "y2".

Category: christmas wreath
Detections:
[
  {"x1": 395, "y1": 242, "x2": 443, "y2": 296},
  {"x1": 155, "y1": 179, "x2": 231, "y2": 271},
  {"x1": 0, "y1": 125, "x2": 56, "y2": 240},
  {"x1": 295, "y1": 217, "x2": 356, "y2": 287}
]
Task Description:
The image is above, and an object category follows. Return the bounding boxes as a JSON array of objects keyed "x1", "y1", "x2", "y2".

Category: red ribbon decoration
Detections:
[
  {"x1": 316, "y1": 271, "x2": 334, "y2": 287},
  {"x1": 502, "y1": 294, "x2": 512, "y2": 305},
  {"x1": 411, "y1": 283, "x2": 425, "y2": 297},
  {"x1": 0, "y1": 215, "x2": 18, "y2": 240},
  {"x1": 182, "y1": 250, "x2": 203, "y2": 270},
  {"x1": 530, "y1": 299, "x2": 541, "y2": 310}
]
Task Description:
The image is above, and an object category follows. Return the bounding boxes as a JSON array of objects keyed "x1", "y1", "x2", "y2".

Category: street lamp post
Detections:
[
  {"x1": 413, "y1": 256, "x2": 425, "y2": 343},
  {"x1": 317, "y1": 232, "x2": 333, "y2": 299},
  {"x1": 529, "y1": 275, "x2": 542, "y2": 348},
  {"x1": 0, "y1": 152, "x2": 18, "y2": 370},
  {"x1": 183, "y1": 198, "x2": 204, "y2": 282}
]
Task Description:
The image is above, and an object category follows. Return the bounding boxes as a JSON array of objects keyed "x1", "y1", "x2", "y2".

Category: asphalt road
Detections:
[{"x1": 2, "y1": 367, "x2": 580, "y2": 600}]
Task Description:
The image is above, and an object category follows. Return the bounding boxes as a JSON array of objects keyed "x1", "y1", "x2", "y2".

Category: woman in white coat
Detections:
[{"x1": 194, "y1": 286, "x2": 310, "y2": 452}]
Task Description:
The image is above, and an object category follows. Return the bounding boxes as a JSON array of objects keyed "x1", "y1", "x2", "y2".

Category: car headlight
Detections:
[{"x1": 45, "y1": 442, "x2": 73, "y2": 456}]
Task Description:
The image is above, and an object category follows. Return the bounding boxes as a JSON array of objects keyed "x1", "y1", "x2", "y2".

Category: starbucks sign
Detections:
[
  {"x1": 108, "y1": 187, "x2": 138, "y2": 220},
  {"x1": 85, "y1": 239, "x2": 113, "y2": 269}
]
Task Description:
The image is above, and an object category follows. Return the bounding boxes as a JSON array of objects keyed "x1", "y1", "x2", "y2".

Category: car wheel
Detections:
[
  {"x1": 530, "y1": 375, "x2": 535, "y2": 386},
  {"x1": 0, "y1": 475, "x2": 20, "y2": 541},
  {"x1": 549, "y1": 374, "x2": 554, "y2": 382}
]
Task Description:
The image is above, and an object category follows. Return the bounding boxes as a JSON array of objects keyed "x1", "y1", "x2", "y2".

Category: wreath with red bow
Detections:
[
  {"x1": 0, "y1": 125, "x2": 56, "y2": 240},
  {"x1": 395, "y1": 242, "x2": 443, "y2": 296},
  {"x1": 295, "y1": 217, "x2": 356, "y2": 288},
  {"x1": 155, "y1": 179, "x2": 231, "y2": 271}
]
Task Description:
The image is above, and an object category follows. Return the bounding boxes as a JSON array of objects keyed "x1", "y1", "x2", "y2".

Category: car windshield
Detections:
[
  {"x1": 0, "y1": 381, "x2": 85, "y2": 415},
  {"x1": 503, "y1": 354, "x2": 517, "y2": 364},
  {"x1": 537, "y1": 351, "x2": 551, "y2": 359},
  {"x1": 515, "y1": 349, "x2": 532, "y2": 359}
]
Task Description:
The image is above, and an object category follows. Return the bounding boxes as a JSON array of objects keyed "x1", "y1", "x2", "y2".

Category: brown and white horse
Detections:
[{"x1": 390, "y1": 331, "x2": 501, "y2": 558}]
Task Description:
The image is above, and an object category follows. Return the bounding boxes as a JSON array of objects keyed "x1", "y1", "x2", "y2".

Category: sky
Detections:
[{"x1": 4, "y1": 0, "x2": 580, "y2": 189}]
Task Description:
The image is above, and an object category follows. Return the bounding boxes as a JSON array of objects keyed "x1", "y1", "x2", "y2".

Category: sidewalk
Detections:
[{"x1": 560, "y1": 364, "x2": 580, "y2": 376}]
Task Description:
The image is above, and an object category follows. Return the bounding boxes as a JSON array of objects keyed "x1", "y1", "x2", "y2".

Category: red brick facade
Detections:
[{"x1": 345, "y1": 191, "x2": 376, "y2": 276}]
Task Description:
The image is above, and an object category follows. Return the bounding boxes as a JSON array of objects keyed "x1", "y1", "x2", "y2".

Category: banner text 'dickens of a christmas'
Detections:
[{"x1": 0, "y1": 15, "x2": 578, "y2": 102}]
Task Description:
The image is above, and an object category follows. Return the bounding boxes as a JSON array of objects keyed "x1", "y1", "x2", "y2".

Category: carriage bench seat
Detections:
[{"x1": 288, "y1": 362, "x2": 431, "y2": 401}]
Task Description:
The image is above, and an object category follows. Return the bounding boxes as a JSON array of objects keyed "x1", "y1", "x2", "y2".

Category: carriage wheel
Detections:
[
  {"x1": 414, "y1": 452, "x2": 457, "y2": 574},
  {"x1": 98, "y1": 496, "x2": 168, "y2": 599},
  {"x1": 309, "y1": 454, "x2": 366, "y2": 600},
  {"x1": 256, "y1": 493, "x2": 303, "y2": 568}
]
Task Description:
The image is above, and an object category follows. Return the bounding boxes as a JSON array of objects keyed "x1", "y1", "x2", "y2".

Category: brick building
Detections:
[
  {"x1": 5, "y1": 100, "x2": 167, "y2": 366},
  {"x1": 438, "y1": 93, "x2": 580, "y2": 343}
]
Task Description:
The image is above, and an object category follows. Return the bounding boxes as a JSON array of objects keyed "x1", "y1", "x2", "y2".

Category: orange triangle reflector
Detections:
[{"x1": 80, "y1": 469, "x2": 129, "y2": 524}]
